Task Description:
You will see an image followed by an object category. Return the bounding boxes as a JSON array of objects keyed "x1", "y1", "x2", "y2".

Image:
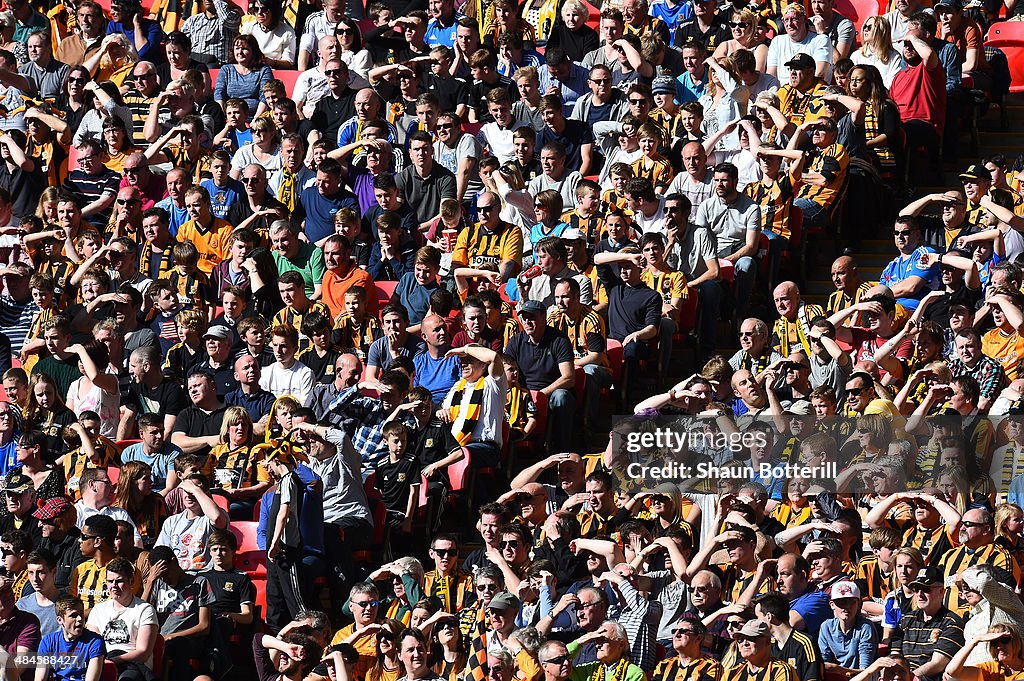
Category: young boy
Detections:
[
  {"x1": 168, "y1": 241, "x2": 212, "y2": 316},
  {"x1": 147, "y1": 279, "x2": 182, "y2": 355},
  {"x1": 856, "y1": 526, "x2": 901, "y2": 618},
  {"x1": 561, "y1": 180, "x2": 606, "y2": 249},
  {"x1": 501, "y1": 354, "x2": 537, "y2": 442},
  {"x1": 204, "y1": 528, "x2": 255, "y2": 674},
  {"x1": 22, "y1": 273, "x2": 57, "y2": 373},
  {"x1": 34, "y1": 236, "x2": 75, "y2": 310},
  {"x1": 744, "y1": 144, "x2": 806, "y2": 278},
  {"x1": 678, "y1": 101, "x2": 705, "y2": 143},
  {"x1": 297, "y1": 312, "x2": 341, "y2": 384},
  {"x1": 212, "y1": 98, "x2": 253, "y2": 153},
  {"x1": 632, "y1": 122, "x2": 674, "y2": 195},
  {"x1": 595, "y1": 210, "x2": 639, "y2": 257},
  {"x1": 639, "y1": 231, "x2": 686, "y2": 377},
  {"x1": 271, "y1": 271, "x2": 333, "y2": 345},
  {"x1": 0, "y1": 529, "x2": 32, "y2": 598},
  {"x1": 200, "y1": 149, "x2": 245, "y2": 220},
  {"x1": 602, "y1": 163, "x2": 633, "y2": 211},
  {"x1": 394, "y1": 246, "x2": 442, "y2": 329},
  {"x1": 260, "y1": 441, "x2": 315, "y2": 630},
  {"x1": 511, "y1": 126, "x2": 541, "y2": 182},
  {"x1": 2, "y1": 367, "x2": 28, "y2": 415},
  {"x1": 38, "y1": 596, "x2": 106, "y2": 681},
  {"x1": 147, "y1": 114, "x2": 213, "y2": 183},
  {"x1": 236, "y1": 316, "x2": 275, "y2": 366},
  {"x1": 162, "y1": 310, "x2": 205, "y2": 385},
  {"x1": 375, "y1": 421, "x2": 420, "y2": 536},
  {"x1": 332, "y1": 286, "x2": 382, "y2": 363},
  {"x1": 59, "y1": 415, "x2": 120, "y2": 498}
]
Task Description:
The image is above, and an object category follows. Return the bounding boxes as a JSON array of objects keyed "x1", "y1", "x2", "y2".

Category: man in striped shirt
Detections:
[
  {"x1": 889, "y1": 565, "x2": 964, "y2": 681},
  {"x1": 937, "y1": 507, "x2": 1020, "y2": 616}
]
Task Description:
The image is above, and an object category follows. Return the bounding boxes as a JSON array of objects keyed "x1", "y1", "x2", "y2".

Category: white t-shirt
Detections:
[
  {"x1": 478, "y1": 120, "x2": 529, "y2": 165},
  {"x1": 634, "y1": 201, "x2": 667, "y2": 235},
  {"x1": 767, "y1": 31, "x2": 833, "y2": 83},
  {"x1": 75, "y1": 503, "x2": 143, "y2": 544},
  {"x1": 67, "y1": 377, "x2": 120, "y2": 439},
  {"x1": 87, "y1": 597, "x2": 158, "y2": 667},
  {"x1": 155, "y1": 511, "x2": 214, "y2": 572},
  {"x1": 259, "y1": 361, "x2": 315, "y2": 404},
  {"x1": 850, "y1": 48, "x2": 907, "y2": 88},
  {"x1": 240, "y1": 18, "x2": 297, "y2": 63},
  {"x1": 441, "y1": 373, "x2": 508, "y2": 448},
  {"x1": 709, "y1": 148, "x2": 762, "y2": 192},
  {"x1": 292, "y1": 67, "x2": 329, "y2": 118}
]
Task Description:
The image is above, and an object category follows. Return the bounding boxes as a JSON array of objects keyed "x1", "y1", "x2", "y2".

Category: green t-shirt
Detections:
[{"x1": 273, "y1": 243, "x2": 327, "y2": 298}]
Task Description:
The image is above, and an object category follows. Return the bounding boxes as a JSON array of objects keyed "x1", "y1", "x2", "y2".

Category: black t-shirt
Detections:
[
  {"x1": 536, "y1": 121, "x2": 594, "y2": 173},
  {"x1": 412, "y1": 418, "x2": 460, "y2": 468},
  {"x1": 424, "y1": 73, "x2": 471, "y2": 114},
  {"x1": 226, "y1": 194, "x2": 289, "y2": 238},
  {"x1": 375, "y1": 453, "x2": 421, "y2": 513},
  {"x1": 0, "y1": 157, "x2": 45, "y2": 219},
  {"x1": 469, "y1": 76, "x2": 520, "y2": 123},
  {"x1": 545, "y1": 22, "x2": 600, "y2": 62},
  {"x1": 504, "y1": 327, "x2": 575, "y2": 391},
  {"x1": 192, "y1": 356, "x2": 239, "y2": 399},
  {"x1": 172, "y1": 404, "x2": 227, "y2": 459},
  {"x1": 673, "y1": 17, "x2": 731, "y2": 51},
  {"x1": 309, "y1": 89, "x2": 357, "y2": 146},
  {"x1": 123, "y1": 378, "x2": 188, "y2": 417},
  {"x1": 923, "y1": 284, "x2": 983, "y2": 329},
  {"x1": 203, "y1": 569, "x2": 255, "y2": 615}
]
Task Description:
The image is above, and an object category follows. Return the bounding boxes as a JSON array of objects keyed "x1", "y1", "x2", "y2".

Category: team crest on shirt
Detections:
[
  {"x1": 224, "y1": 581, "x2": 235, "y2": 592},
  {"x1": 426, "y1": 438, "x2": 434, "y2": 447},
  {"x1": 929, "y1": 629, "x2": 941, "y2": 643},
  {"x1": 398, "y1": 473, "x2": 407, "y2": 482}
]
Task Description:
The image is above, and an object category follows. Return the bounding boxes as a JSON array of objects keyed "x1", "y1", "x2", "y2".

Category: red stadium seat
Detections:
[
  {"x1": 235, "y1": 550, "x2": 267, "y2": 577},
  {"x1": 115, "y1": 439, "x2": 141, "y2": 451},
  {"x1": 678, "y1": 290, "x2": 699, "y2": 334},
  {"x1": 717, "y1": 259, "x2": 735, "y2": 285},
  {"x1": 68, "y1": 143, "x2": 80, "y2": 171},
  {"x1": 835, "y1": 0, "x2": 884, "y2": 41},
  {"x1": 253, "y1": 497, "x2": 262, "y2": 521},
  {"x1": 230, "y1": 520, "x2": 262, "y2": 553},
  {"x1": 606, "y1": 339, "x2": 624, "y2": 384},
  {"x1": 273, "y1": 69, "x2": 302, "y2": 98},
  {"x1": 213, "y1": 493, "x2": 230, "y2": 514},
  {"x1": 107, "y1": 466, "x2": 120, "y2": 485},
  {"x1": 448, "y1": 448, "x2": 470, "y2": 492},
  {"x1": 374, "y1": 281, "x2": 397, "y2": 308},
  {"x1": 583, "y1": 0, "x2": 600, "y2": 30},
  {"x1": 986, "y1": 22, "x2": 1024, "y2": 92}
]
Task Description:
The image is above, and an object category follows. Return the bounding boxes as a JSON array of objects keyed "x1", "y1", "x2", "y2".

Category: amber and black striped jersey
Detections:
[
  {"x1": 715, "y1": 562, "x2": 771, "y2": 603},
  {"x1": 897, "y1": 522, "x2": 954, "y2": 565},
  {"x1": 38, "y1": 258, "x2": 75, "y2": 307},
  {"x1": 744, "y1": 166, "x2": 800, "y2": 241},
  {"x1": 547, "y1": 306, "x2": 608, "y2": 365},
  {"x1": 856, "y1": 554, "x2": 895, "y2": 602},
  {"x1": 796, "y1": 143, "x2": 850, "y2": 209},
  {"x1": 641, "y1": 269, "x2": 688, "y2": 307},
  {"x1": 273, "y1": 301, "x2": 333, "y2": 342},
  {"x1": 333, "y1": 313, "x2": 383, "y2": 363},
  {"x1": 208, "y1": 443, "x2": 272, "y2": 490},
  {"x1": 939, "y1": 543, "x2": 1021, "y2": 615},
  {"x1": 70, "y1": 559, "x2": 108, "y2": 611},
  {"x1": 168, "y1": 268, "x2": 212, "y2": 316},
  {"x1": 632, "y1": 154, "x2": 675, "y2": 191},
  {"x1": 423, "y1": 570, "x2": 476, "y2": 613},
  {"x1": 506, "y1": 385, "x2": 537, "y2": 434},
  {"x1": 722, "y1": 660, "x2": 798, "y2": 681},
  {"x1": 560, "y1": 209, "x2": 605, "y2": 247},
  {"x1": 452, "y1": 220, "x2": 523, "y2": 269},
  {"x1": 651, "y1": 656, "x2": 722, "y2": 681},
  {"x1": 161, "y1": 145, "x2": 213, "y2": 184},
  {"x1": 778, "y1": 81, "x2": 829, "y2": 127},
  {"x1": 827, "y1": 282, "x2": 873, "y2": 324},
  {"x1": 64, "y1": 437, "x2": 120, "y2": 499}
]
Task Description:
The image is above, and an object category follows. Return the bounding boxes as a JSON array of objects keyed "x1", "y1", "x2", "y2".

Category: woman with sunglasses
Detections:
[
  {"x1": 336, "y1": 20, "x2": 372, "y2": 84},
  {"x1": 13, "y1": 429, "x2": 65, "y2": 499},
  {"x1": 956, "y1": 567, "x2": 1024, "y2": 664},
  {"x1": 239, "y1": 0, "x2": 296, "y2": 69},
  {"x1": 99, "y1": 116, "x2": 136, "y2": 174},
  {"x1": 947, "y1": 623, "x2": 1024, "y2": 681},
  {"x1": 56, "y1": 66, "x2": 93, "y2": 136},
  {"x1": 72, "y1": 80, "x2": 134, "y2": 149},
  {"x1": 712, "y1": 9, "x2": 768, "y2": 71},
  {"x1": 428, "y1": 613, "x2": 467, "y2": 681},
  {"x1": 850, "y1": 16, "x2": 905, "y2": 88}
]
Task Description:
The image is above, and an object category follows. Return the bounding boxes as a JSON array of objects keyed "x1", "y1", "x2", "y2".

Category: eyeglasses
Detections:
[
  {"x1": 911, "y1": 585, "x2": 936, "y2": 594},
  {"x1": 541, "y1": 655, "x2": 570, "y2": 666},
  {"x1": 252, "y1": 5, "x2": 269, "y2": 11},
  {"x1": 476, "y1": 583, "x2": 499, "y2": 592},
  {"x1": 107, "y1": 250, "x2": 127, "y2": 259},
  {"x1": 726, "y1": 620, "x2": 744, "y2": 629},
  {"x1": 432, "y1": 548, "x2": 457, "y2": 557},
  {"x1": 577, "y1": 601, "x2": 600, "y2": 609},
  {"x1": 352, "y1": 600, "x2": 380, "y2": 608},
  {"x1": 729, "y1": 21, "x2": 749, "y2": 27},
  {"x1": 242, "y1": 177, "x2": 262, "y2": 185},
  {"x1": 79, "y1": 154, "x2": 99, "y2": 163},
  {"x1": 691, "y1": 585, "x2": 714, "y2": 593},
  {"x1": 500, "y1": 540, "x2": 520, "y2": 549}
]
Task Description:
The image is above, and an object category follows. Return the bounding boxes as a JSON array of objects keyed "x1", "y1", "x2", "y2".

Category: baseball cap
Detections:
[
  {"x1": 785, "y1": 53, "x2": 815, "y2": 71},
  {"x1": 935, "y1": 0, "x2": 964, "y2": 10},
  {"x1": 4, "y1": 472, "x2": 31, "y2": 494},
  {"x1": 560, "y1": 228, "x2": 584, "y2": 241},
  {"x1": 203, "y1": 325, "x2": 233, "y2": 341},
  {"x1": 830, "y1": 580, "x2": 861, "y2": 600},
  {"x1": 33, "y1": 495, "x2": 72, "y2": 520},
  {"x1": 519, "y1": 300, "x2": 547, "y2": 317},
  {"x1": 652, "y1": 75, "x2": 675, "y2": 95},
  {"x1": 735, "y1": 620, "x2": 770, "y2": 638},
  {"x1": 959, "y1": 163, "x2": 988, "y2": 181},
  {"x1": 909, "y1": 565, "x2": 944, "y2": 589},
  {"x1": 783, "y1": 399, "x2": 812, "y2": 415},
  {"x1": 488, "y1": 592, "x2": 521, "y2": 611}
]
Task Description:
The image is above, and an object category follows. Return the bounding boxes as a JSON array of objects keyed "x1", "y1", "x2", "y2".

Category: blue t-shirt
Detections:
[
  {"x1": 650, "y1": 0, "x2": 691, "y2": 30},
  {"x1": 394, "y1": 272, "x2": 439, "y2": 326},
  {"x1": 228, "y1": 128, "x2": 253, "y2": 151},
  {"x1": 879, "y1": 245, "x2": 939, "y2": 310},
  {"x1": 155, "y1": 197, "x2": 189, "y2": 238},
  {"x1": 0, "y1": 439, "x2": 18, "y2": 477},
  {"x1": 424, "y1": 14, "x2": 464, "y2": 47},
  {"x1": 676, "y1": 70, "x2": 709, "y2": 104},
  {"x1": 413, "y1": 350, "x2": 461, "y2": 404},
  {"x1": 120, "y1": 442, "x2": 183, "y2": 491},
  {"x1": 200, "y1": 178, "x2": 245, "y2": 220},
  {"x1": 529, "y1": 221, "x2": 571, "y2": 251},
  {"x1": 37, "y1": 629, "x2": 105, "y2": 681},
  {"x1": 790, "y1": 589, "x2": 832, "y2": 638},
  {"x1": 297, "y1": 186, "x2": 359, "y2": 244}
]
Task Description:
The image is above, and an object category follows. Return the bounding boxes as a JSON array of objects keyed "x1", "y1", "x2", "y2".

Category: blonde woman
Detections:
[
  {"x1": 712, "y1": 9, "x2": 768, "y2": 72},
  {"x1": 850, "y1": 16, "x2": 905, "y2": 87},
  {"x1": 208, "y1": 405, "x2": 272, "y2": 519},
  {"x1": 230, "y1": 115, "x2": 282, "y2": 178},
  {"x1": 946, "y1": 624, "x2": 1024, "y2": 681},
  {"x1": 82, "y1": 33, "x2": 139, "y2": 87},
  {"x1": 699, "y1": 53, "x2": 749, "y2": 151}
]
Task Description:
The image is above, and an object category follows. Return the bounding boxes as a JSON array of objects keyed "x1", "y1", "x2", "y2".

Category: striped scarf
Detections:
[
  {"x1": 278, "y1": 169, "x2": 298, "y2": 213},
  {"x1": 864, "y1": 102, "x2": 895, "y2": 168},
  {"x1": 448, "y1": 376, "x2": 487, "y2": 445},
  {"x1": 426, "y1": 572, "x2": 468, "y2": 613},
  {"x1": 464, "y1": 606, "x2": 488, "y2": 681},
  {"x1": 589, "y1": 657, "x2": 630, "y2": 681},
  {"x1": 386, "y1": 598, "x2": 412, "y2": 625}
]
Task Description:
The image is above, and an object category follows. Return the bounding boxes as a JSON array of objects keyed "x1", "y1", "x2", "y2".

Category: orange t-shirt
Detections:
[
  {"x1": 982, "y1": 327, "x2": 1024, "y2": 380},
  {"x1": 321, "y1": 264, "x2": 378, "y2": 320}
]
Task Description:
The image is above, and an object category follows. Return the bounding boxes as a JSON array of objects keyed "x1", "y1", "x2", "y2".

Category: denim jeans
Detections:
[
  {"x1": 582, "y1": 364, "x2": 613, "y2": 428},
  {"x1": 547, "y1": 388, "x2": 576, "y2": 452}
]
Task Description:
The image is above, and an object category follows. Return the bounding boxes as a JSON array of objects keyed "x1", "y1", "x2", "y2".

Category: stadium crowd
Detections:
[{"x1": 0, "y1": 0, "x2": 1019, "y2": 680}]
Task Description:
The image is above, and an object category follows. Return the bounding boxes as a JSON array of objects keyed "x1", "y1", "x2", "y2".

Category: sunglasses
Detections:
[
  {"x1": 500, "y1": 540, "x2": 520, "y2": 549},
  {"x1": 437, "y1": 123, "x2": 454, "y2": 130},
  {"x1": 337, "y1": 27, "x2": 355, "y2": 34},
  {"x1": 69, "y1": 77, "x2": 88, "y2": 84},
  {"x1": 541, "y1": 655, "x2": 570, "y2": 666},
  {"x1": 726, "y1": 620, "x2": 744, "y2": 629},
  {"x1": 845, "y1": 387, "x2": 865, "y2": 397},
  {"x1": 242, "y1": 177, "x2": 262, "y2": 184},
  {"x1": 673, "y1": 628, "x2": 697, "y2": 636},
  {"x1": 115, "y1": 199, "x2": 138, "y2": 206},
  {"x1": 432, "y1": 548, "x2": 456, "y2": 557},
  {"x1": 961, "y1": 520, "x2": 990, "y2": 528},
  {"x1": 324, "y1": 69, "x2": 343, "y2": 77},
  {"x1": 352, "y1": 600, "x2": 380, "y2": 608},
  {"x1": 79, "y1": 534, "x2": 99, "y2": 542},
  {"x1": 628, "y1": 98, "x2": 648, "y2": 105},
  {"x1": 729, "y1": 21, "x2": 749, "y2": 27}
]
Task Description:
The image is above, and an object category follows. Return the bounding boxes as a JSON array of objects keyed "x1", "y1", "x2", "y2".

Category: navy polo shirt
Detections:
[
  {"x1": 504, "y1": 327, "x2": 574, "y2": 391},
  {"x1": 296, "y1": 186, "x2": 359, "y2": 243}
]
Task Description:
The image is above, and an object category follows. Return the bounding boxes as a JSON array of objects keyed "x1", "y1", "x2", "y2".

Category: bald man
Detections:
[
  {"x1": 413, "y1": 314, "x2": 461, "y2": 404},
  {"x1": 826, "y1": 256, "x2": 871, "y2": 325},
  {"x1": 771, "y1": 281, "x2": 824, "y2": 357}
]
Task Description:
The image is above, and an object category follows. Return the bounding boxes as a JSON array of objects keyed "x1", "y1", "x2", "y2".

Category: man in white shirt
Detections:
[
  {"x1": 293, "y1": 35, "x2": 340, "y2": 118},
  {"x1": 767, "y1": 3, "x2": 833, "y2": 83},
  {"x1": 439, "y1": 343, "x2": 507, "y2": 470},
  {"x1": 666, "y1": 141, "x2": 714, "y2": 208},
  {"x1": 259, "y1": 324, "x2": 315, "y2": 404},
  {"x1": 625, "y1": 178, "x2": 666, "y2": 234},
  {"x1": 73, "y1": 468, "x2": 143, "y2": 546},
  {"x1": 477, "y1": 88, "x2": 528, "y2": 164}
]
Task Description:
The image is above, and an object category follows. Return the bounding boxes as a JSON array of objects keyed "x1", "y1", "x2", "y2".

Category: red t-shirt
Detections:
[{"x1": 891, "y1": 59, "x2": 948, "y2": 136}]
